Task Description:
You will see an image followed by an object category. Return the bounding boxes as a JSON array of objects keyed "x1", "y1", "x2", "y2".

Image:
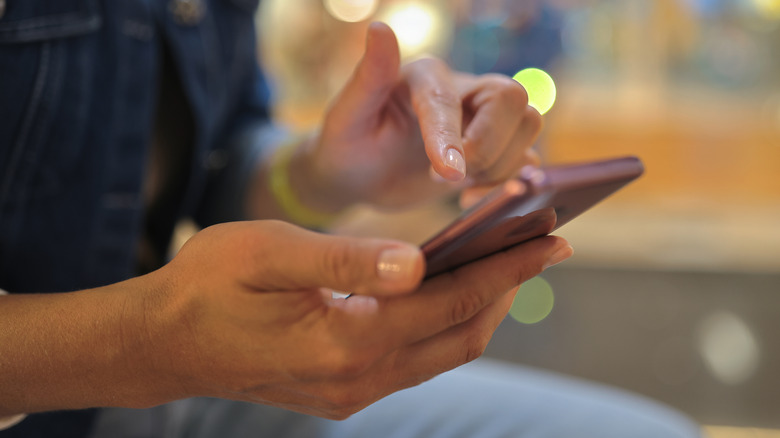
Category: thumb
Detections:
[
  {"x1": 329, "y1": 22, "x2": 401, "y2": 124},
  {"x1": 238, "y1": 221, "x2": 424, "y2": 297},
  {"x1": 308, "y1": 233, "x2": 425, "y2": 297}
]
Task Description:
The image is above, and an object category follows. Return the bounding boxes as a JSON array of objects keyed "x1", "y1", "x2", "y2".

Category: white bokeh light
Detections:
[
  {"x1": 324, "y1": 0, "x2": 378, "y2": 23},
  {"x1": 697, "y1": 311, "x2": 761, "y2": 385},
  {"x1": 377, "y1": 2, "x2": 450, "y2": 58}
]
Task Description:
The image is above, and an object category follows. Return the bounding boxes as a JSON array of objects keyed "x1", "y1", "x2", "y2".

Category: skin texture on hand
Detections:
[
  {"x1": 0, "y1": 221, "x2": 571, "y2": 418},
  {"x1": 142, "y1": 221, "x2": 572, "y2": 419},
  {"x1": 289, "y1": 22, "x2": 543, "y2": 213}
]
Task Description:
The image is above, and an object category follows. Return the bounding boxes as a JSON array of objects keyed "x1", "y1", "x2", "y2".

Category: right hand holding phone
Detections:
[{"x1": 139, "y1": 220, "x2": 572, "y2": 419}]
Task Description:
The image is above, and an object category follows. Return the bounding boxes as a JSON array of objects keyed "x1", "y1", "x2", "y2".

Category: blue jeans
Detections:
[{"x1": 89, "y1": 358, "x2": 702, "y2": 438}]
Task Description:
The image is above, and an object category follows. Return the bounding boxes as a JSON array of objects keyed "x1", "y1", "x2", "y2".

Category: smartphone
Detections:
[{"x1": 421, "y1": 156, "x2": 644, "y2": 278}]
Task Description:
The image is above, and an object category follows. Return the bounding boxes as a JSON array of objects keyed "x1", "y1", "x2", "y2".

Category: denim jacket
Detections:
[
  {"x1": 0, "y1": 0, "x2": 271, "y2": 434},
  {"x1": 0, "y1": 0, "x2": 273, "y2": 296}
]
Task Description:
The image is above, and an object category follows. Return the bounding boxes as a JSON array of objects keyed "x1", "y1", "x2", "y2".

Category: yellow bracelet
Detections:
[{"x1": 268, "y1": 141, "x2": 340, "y2": 228}]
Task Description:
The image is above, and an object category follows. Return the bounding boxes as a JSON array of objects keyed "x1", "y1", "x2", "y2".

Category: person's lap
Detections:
[{"x1": 90, "y1": 358, "x2": 702, "y2": 438}]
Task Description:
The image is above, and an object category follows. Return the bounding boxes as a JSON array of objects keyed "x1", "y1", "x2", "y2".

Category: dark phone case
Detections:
[{"x1": 421, "y1": 156, "x2": 644, "y2": 277}]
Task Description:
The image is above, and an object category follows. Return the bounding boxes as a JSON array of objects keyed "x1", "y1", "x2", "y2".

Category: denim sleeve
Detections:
[
  {"x1": 193, "y1": 116, "x2": 288, "y2": 227},
  {"x1": 192, "y1": 10, "x2": 288, "y2": 227}
]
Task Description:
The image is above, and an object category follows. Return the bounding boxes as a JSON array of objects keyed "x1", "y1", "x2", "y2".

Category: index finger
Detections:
[{"x1": 404, "y1": 58, "x2": 466, "y2": 182}]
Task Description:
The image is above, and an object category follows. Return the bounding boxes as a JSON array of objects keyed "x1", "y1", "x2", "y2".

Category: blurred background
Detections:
[{"x1": 254, "y1": 0, "x2": 780, "y2": 434}]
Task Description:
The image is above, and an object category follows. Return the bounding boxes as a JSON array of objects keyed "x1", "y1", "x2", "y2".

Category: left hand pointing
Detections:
[{"x1": 302, "y1": 21, "x2": 543, "y2": 210}]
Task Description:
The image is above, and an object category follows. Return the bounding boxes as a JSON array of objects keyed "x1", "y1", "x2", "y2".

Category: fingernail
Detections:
[
  {"x1": 543, "y1": 245, "x2": 574, "y2": 270},
  {"x1": 377, "y1": 247, "x2": 420, "y2": 281},
  {"x1": 429, "y1": 166, "x2": 447, "y2": 183},
  {"x1": 445, "y1": 148, "x2": 466, "y2": 180},
  {"x1": 343, "y1": 295, "x2": 379, "y2": 314}
]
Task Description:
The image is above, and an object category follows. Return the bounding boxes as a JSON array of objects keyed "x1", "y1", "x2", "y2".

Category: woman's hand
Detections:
[
  {"x1": 295, "y1": 22, "x2": 542, "y2": 212},
  {"x1": 0, "y1": 220, "x2": 570, "y2": 418},
  {"x1": 144, "y1": 220, "x2": 571, "y2": 419}
]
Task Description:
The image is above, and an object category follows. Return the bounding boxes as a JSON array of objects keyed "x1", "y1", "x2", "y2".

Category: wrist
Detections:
[
  {"x1": 80, "y1": 275, "x2": 190, "y2": 409},
  {"x1": 0, "y1": 291, "x2": 25, "y2": 430},
  {"x1": 0, "y1": 281, "x2": 186, "y2": 414},
  {"x1": 271, "y1": 136, "x2": 355, "y2": 226},
  {"x1": 119, "y1": 270, "x2": 202, "y2": 405}
]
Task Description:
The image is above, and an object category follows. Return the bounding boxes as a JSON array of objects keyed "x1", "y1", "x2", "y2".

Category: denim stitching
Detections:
[
  {"x1": 0, "y1": 16, "x2": 101, "y2": 43},
  {"x1": 0, "y1": 0, "x2": 98, "y2": 32},
  {"x1": 0, "y1": 13, "x2": 90, "y2": 32},
  {"x1": 0, "y1": 41, "x2": 51, "y2": 210},
  {"x1": 24, "y1": 38, "x2": 67, "y2": 197}
]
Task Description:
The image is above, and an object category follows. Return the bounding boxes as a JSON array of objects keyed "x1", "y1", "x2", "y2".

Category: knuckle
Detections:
[
  {"x1": 524, "y1": 106, "x2": 543, "y2": 131},
  {"x1": 325, "y1": 410, "x2": 354, "y2": 421},
  {"x1": 462, "y1": 335, "x2": 490, "y2": 364},
  {"x1": 480, "y1": 74, "x2": 528, "y2": 108},
  {"x1": 339, "y1": 396, "x2": 364, "y2": 412},
  {"x1": 462, "y1": 144, "x2": 503, "y2": 179},
  {"x1": 329, "y1": 403, "x2": 363, "y2": 421},
  {"x1": 466, "y1": 157, "x2": 506, "y2": 183},
  {"x1": 321, "y1": 241, "x2": 361, "y2": 288},
  {"x1": 511, "y1": 84, "x2": 531, "y2": 106},
  {"x1": 433, "y1": 125, "x2": 462, "y2": 147},
  {"x1": 525, "y1": 149, "x2": 542, "y2": 168},
  {"x1": 424, "y1": 86, "x2": 460, "y2": 109},
  {"x1": 326, "y1": 388, "x2": 365, "y2": 414},
  {"x1": 449, "y1": 290, "x2": 486, "y2": 326},
  {"x1": 513, "y1": 264, "x2": 538, "y2": 288},
  {"x1": 321, "y1": 349, "x2": 373, "y2": 379},
  {"x1": 467, "y1": 164, "x2": 496, "y2": 183},
  {"x1": 497, "y1": 77, "x2": 529, "y2": 107},
  {"x1": 414, "y1": 56, "x2": 449, "y2": 73},
  {"x1": 462, "y1": 147, "x2": 493, "y2": 174}
]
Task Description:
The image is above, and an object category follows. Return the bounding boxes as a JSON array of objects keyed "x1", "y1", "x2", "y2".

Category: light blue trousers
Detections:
[{"x1": 90, "y1": 358, "x2": 702, "y2": 438}]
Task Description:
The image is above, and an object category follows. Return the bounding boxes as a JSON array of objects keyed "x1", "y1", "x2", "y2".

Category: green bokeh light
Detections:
[
  {"x1": 513, "y1": 68, "x2": 557, "y2": 115},
  {"x1": 509, "y1": 276, "x2": 555, "y2": 325}
]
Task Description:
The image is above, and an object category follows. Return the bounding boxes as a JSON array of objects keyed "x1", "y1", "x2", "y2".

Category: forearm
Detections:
[{"x1": 0, "y1": 275, "x2": 182, "y2": 416}]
